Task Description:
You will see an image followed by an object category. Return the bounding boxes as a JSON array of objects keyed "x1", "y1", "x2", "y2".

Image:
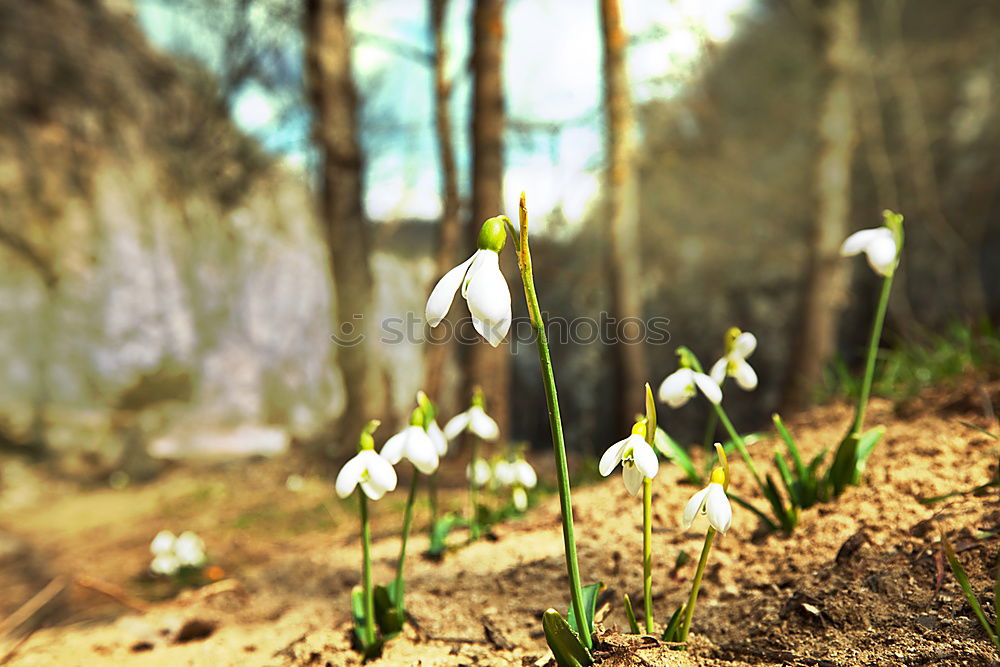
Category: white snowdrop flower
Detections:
[
  {"x1": 174, "y1": 531, "x2": 207, "y2": 567},
  {"x1": 683, "y1": 468, "x2": 732, "y2": 534},
  {"x1": 512, "y1": 486, "x2": 528, "y2": 511},
  {"x1": 658, "y1": 368, "x2": 723, "y2": 408},
  {"x1": 425, "y1": 217, "x2": 511, "y2": 347},
  {"x1": 336, "y1": 449, "x2": 398, "y2": 501},
  {"x1": 709, "y1": 329, "x2": 758, "y2": 391},
  {"x1": 151, "y1": 553, "x2": 180, "y2": 576},
  {"x1": 512, "y1": 459, "x2": 537, "y2": 489},
  {"x1": 840, "y1": 226, "x2": 898, "y2": 277},
  {"x1": 150, "y1": 530, "x2": 176, "y2": 557},
  {"x1": 444, "y1": 405, "x2": 500, "y2": 441},
  {"x1": 599, "y1": 428, "x2": 659, "y2": 496},
  {"x1": 381, "y1": 424, "x2": 440, "y2": 475},
  {"x1": 493, "y1": 459, "x2": 516, "y2": 486},
  {"x1": 467, "y1": 457, "x2": 493, "y2": 488}
]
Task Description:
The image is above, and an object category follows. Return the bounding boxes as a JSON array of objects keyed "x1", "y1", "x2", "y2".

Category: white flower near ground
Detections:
[
  {"x1": 709, "y1": 331, "x2": 758, "y2": 391},
  {"x1": 512, "y1": 459, "x2": 537, "y2": 489},
  {"x1": 840, "y1": 226, "x2": 898, "y2": 277},
  {"x1": 425, "y1": 249, "x2": 511, "y2": 347},
  {"x1": 381, "y1": 425, "x2": 440, "y2": 474},
  {"x1": 149, "y1": 529, "x2": 206, "y2": 575},
  {"x1": 335, "y1": 450, "x2": 398, "y2": 500},
  {"x1": 467, "y1": 457, "x2": 493, "y2": 488},
  {"x1": 683, "y1": 468, "x2": 732, "y2": 534},
  {"x1": 444, "y1": 405, "x2": 500, "y2": 441},
  {"x1": 599, "y1": 433, "x2": 659, "y2": 496},
  {"x1": 512, "y1": 487, "x2": 529, "y2": 511},
  {"x1": 493, "y1": 459, "x2": 516, "y2": 486},
  {"x1": 658, "y1": 368, "x2": 723, "y2": 408}
]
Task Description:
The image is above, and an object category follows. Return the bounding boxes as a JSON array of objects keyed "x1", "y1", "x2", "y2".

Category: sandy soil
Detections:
[{"x1": 1, "y1": 380, "x2": 998, "y2": 666}]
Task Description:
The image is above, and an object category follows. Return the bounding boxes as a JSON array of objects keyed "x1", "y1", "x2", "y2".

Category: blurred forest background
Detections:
[{"x1": 0, "y1": 0, "x2": 997, "y2": 481}]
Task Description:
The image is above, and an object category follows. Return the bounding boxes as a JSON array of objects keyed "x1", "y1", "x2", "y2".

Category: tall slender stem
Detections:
[
  {"x1": 469, "y1": 438, "x2": 481, "y2": 541},
  {"x1": 359, "y1": 493, "x2": 376, "y2": 646},
  {"x1": 712, "y1": 404, "x2": 764, "y2": 491},
  {"x1": 701, "y1": 411, "x2": 718, "y2": 449},
  {"x1": 852, "y1": 273, "x2": 893, "y2": 434},
  {"x1": 394, "y1": 472, "x2": 420, "y2": 616},
  {"x1": 642, "y1": 477, "x2": 653, "y2": 634},
  {"x1": 679, "y1": 527, "x2": 715, "y2": 643},
  {"x1": 427, "y1": 470, "x2": 439, "y2": 533},
  {"x1": 513, "y1": 197, "x2": 590, "y2": 648}
]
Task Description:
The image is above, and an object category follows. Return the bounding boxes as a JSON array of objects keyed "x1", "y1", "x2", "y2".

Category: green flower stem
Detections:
[
  {"x1": 469, "y1": 438, "x2": 481, "y2": 541},
  {"x1": 712, "y1": 404, "x2": 765, "y2": 491},
  {"x1": 428, "y1": 470, "x2": 439, "y2": 530},
  {"x1": 394, "y1": 471, "x2": 420, "y2": 617},
  {"x1": 852, "y1": 272, "x2": 894, "y2": 434},
  {"x1": 701, "y1": 411, "x2": 718, "y2": 449},
  {"x1": 642, "y1": 477, "x2": 654, "y2": 634},
  {"x1": 510, "y1": 197, "x2": 591, "y2": 649},
  {"x1": 678, "y1": 527, "x2": 716, "y2": 644},
  {"x1": 359, "y1": 493, "x2": 376, "y2": 646}
]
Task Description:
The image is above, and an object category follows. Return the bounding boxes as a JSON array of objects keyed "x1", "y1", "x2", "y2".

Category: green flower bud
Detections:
[
  {"x1": 471, "y1": 385, "x2": 486, "y2": 409},
  {"x1": 476, "y1": 216, "x2": 507, "y2": 253},
  {"x1": 882, "y1": 209, "x2": 904, "y2": 252},
  {"x1": 409, "y1": 407, "x2": 425, "y2": 428},
  {"x1": 358, "y1": 419, "x2": 381, "y2": 451},
  {"x1": 416, "y1": 390, "x2": 436, "y2": 422}
]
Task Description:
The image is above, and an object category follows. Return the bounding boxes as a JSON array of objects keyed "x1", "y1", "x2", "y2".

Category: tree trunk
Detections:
[
  {"x1": 423, "y1": 0, "x2": 461, "y2": 408},
  {"x1": 599, "y1": 0, "x2": 646, "y2": 430},
  {"x1": 465, "y1": 0, "x2": 510, "y2": 437},
  {"x1": 305, "y1": 0, "x2": 382, "y2": 453},
  {"x1": 783, "y1": 0, "x2": 859, "y2": 410}
]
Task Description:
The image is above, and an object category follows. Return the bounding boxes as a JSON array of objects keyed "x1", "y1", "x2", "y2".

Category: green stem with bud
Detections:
[
  {"x1": 394, "y1": 471, "x2": 420, "y2": 617},
  {"x1": 852, "y1": 271, "x2": 894, "y2": 435},
  {"x1": 506, "y1": 196, "x2": 591, "y2": 648},
  {"x1": 359, "y1": 493, "x2": 376, "y2": 646},
  {"x1": 678, "y1": 527, "x2": 715, "y2": 644},
  {"x1": 642, "y1": 477, "x2": 654, "y2": 634}
]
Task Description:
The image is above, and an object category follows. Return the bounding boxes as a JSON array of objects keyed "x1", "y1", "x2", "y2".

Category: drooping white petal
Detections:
[
  {"x1": 864, "y1": 234, "x2": 898, "y2": 276},
  {"x1": 631, "y1": 439, "x2": 659, "y2": 480},
  {"x1": 732, "y1": 332, "x2": 757, "y2": 359},
  {"x1": 708, "y1": 358, "x2": 727, "y2": 386},
  {"x1": 403, "y1": 426, "x2": 439, "y2": 474},
  {"x1": 427, "y1": 421, "x2": 448, "y2": 456},
  {"x1": 360, "y1": 451, "x2": 397, "y2": 500},
  {"x1": 461, "y1": 249, "x2": 488, "y2": 298},
  {"x1": 493, "y1": 461, "x2": 516, "y2": 486},
  {"x1": 513, "y1": 460, "x2": 537, "y2": 488},
  {"x1": 622, "y1": 462, "x2": 645, "y2": 496},
  {"x1": 840, "y1": 228, "x2": 887, "y2": 257},
  {"x1": 151, "y1": 553, "x2": 181, "y2": 576},
  {"x1": 468, "y1": 406, "x2": 500, "y2": 440},
  {"x1": 175, "y1": 532, "x2": 206, "y2": 566},
  {"x1": 658, "y1": 369, "x2": 694, "y2": 408},
  {"x1": 464, "y1": 251, "x2": 512, "y2": 347},
  {"x1": 732, "y1": 359, "x2": 758, "y2": 391},
  {"x1": 443, "y1": 411, "x2": 470, "y2": 440},
  {"x1": 692, "y1": 372, "x2": 723, "y2": 404},
  {"x1": 425, "y1": 252, "x2": 478, "y2": 327},
  {"x1": 682, "y1": 486, "x2": 711, "y2": 529},
  {"x1": 467, "y1": 458, "x2": 492, "y2": 487},
  {"x1": 599, "y1": 438, "x2": 629, "y2": 476},
  {"x1": 705, "y1": 483, "x2": 732, "y2": 533},
  {"x1": 380, "y1": 430, "x2": 407, "y2": 465},
  {"x1": 512, "y1": 486, "x2": 528, "y2": 511},
  {"x1": 335, "y1": 453, "x2": 366, "y2": 498},
  {"x1": 150, "y1": 530, "x2": 176, "y2": 556}
]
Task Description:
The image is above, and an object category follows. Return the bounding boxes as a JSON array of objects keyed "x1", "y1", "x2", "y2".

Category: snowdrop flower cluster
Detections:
[
  {"x1": 425, "y1": 216, "x2": 512, "y2": 347},
  {"x1": 599, "y1": 421, "x2": 659, "y2": 496},
  {"x1": 709, "y1": 328, "x2": 758, "y2": 391},
  {"x1": 149, "y1": 530, "x2": 207, "y2": 576},
  {"x1": 494, "y1": 455, "x2": 538, "y2": 510}
]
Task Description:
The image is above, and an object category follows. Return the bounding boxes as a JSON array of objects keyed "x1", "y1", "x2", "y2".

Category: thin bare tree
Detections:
[
  {"x1": 599, "y1": 0, "x2": 646, "y2": 429},
  {"x1": 784, "y1": 0, "x2": 860, "y2": 409},
  {"x1": 305, "y1": 0, "x2": 383, "y2": 453}
]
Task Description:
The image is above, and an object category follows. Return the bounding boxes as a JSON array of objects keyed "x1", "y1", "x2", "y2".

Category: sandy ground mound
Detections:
[{"x1": 1, "y1": 380, "x2": 998, "y2": 666}]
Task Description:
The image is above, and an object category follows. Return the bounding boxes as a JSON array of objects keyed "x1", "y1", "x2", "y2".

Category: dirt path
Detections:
[{"x1": 1, "y1": 383, "x2": 998, "y2": 666}]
